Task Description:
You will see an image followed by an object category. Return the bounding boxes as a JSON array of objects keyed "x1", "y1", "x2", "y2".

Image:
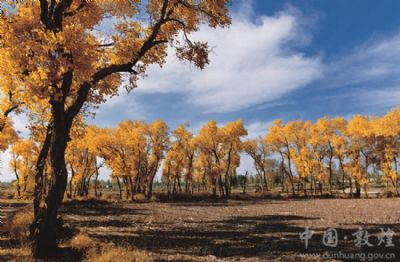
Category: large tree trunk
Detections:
[{"x1": 30, "y1": 108, "x2": 69, "y2": 258}]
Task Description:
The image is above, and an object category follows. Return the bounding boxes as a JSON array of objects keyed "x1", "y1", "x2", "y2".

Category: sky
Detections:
[{"x1": 1, "y1": 0, "x2": 400, "y2": 181}]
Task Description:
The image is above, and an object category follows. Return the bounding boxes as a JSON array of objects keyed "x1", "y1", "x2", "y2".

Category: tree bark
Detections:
[{"x1": 30, "y1": 106, "x2": 69, "y2": 258}]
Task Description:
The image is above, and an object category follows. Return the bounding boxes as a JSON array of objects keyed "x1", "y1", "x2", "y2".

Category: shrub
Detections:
[
  {"x1": 84, "y1": 245, "x2": 152, "y2": 262},
  {"x1": 6, "y1": 206, "x2": 33, "y2": 245},
  {"x1": 133, "y1": 194, "x2": 146, "y2": 203},
  {"x1": 70, "y1": 232, "x2": 97, "y2": 250}
]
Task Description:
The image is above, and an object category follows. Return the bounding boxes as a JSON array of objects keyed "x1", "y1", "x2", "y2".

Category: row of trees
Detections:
[
  {"x1": 265, "y1": 108, "x2": 400, "y2": 197},
  {"x1": 8, "y1": 120, "x2": 249, "y2": 200},
  {"x1": 8, "y1": 107, "x2": 400, "y2": 202}
]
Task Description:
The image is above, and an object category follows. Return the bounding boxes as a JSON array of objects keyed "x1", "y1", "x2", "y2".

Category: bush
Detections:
[
  {"x1": 133, "y1": 193, "x2": 146, "y2": 203},
  {"x1": 70, "y1": 232, "x2": 97, "y2": 250},
  {"x1": 6, "y1": 206, "x2": 33, "y2": 245},
  {"x1": 84, "y1": 245, "x2": 152, "y2": 262}
]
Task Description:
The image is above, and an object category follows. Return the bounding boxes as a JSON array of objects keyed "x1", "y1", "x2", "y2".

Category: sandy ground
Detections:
[{"x1": 1, "y1": 197, "x2": 400, "y2": 261}]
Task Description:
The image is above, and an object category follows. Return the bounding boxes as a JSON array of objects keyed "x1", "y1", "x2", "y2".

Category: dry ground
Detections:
[{"x1": 1, "y1": 196, "x2": 400, "y2": 261}]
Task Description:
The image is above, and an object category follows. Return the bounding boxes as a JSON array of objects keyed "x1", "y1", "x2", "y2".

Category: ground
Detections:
[{"x1": 1, "y1": 196, "x2": 400, "y2": 261}]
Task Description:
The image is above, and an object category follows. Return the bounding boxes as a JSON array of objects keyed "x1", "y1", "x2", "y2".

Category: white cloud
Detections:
[
  {"x1": 11, "y1": 113, "x2": 30, "y2": 138},
  {"x1": 246, "y1": 121, "x2": 273, "y2": 139},
  {"x1": 91, "y1": 92, "x2": 146, "y2": 126},
  {"x1": 136, "y1": 3, "x2": 323, "y2": 113},
  {"x1": 237, "y1": 153, "x2": 255, "y2": 176},
  {"x1": 0, "y1": 150, "x2": 13, "y2": 182},
  {"x1": 354, "y1": 88, "x2": 400, "y2": 110},
  {"x1": 325, "y1": 33, "x2": 400, "y2": 89}
]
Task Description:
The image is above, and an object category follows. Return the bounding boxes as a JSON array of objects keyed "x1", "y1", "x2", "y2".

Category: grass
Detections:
[
  {"x1": 6, "y1": 206, "x2": 33, "y2": 245},
  {"x1": 84, "y1": 245, "x2": 152, "y2": 262}
]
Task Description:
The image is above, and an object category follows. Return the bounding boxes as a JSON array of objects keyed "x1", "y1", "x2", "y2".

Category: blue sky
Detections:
[
  {"x1": 92, "y1": 0, "x2": 400, "y2": 135},
  {"x1": 2, "y1": 0, "x2": 400, "y2": 181}
]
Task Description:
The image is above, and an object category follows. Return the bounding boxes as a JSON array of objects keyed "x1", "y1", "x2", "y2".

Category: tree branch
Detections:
[
  {"x1": 65, "y1": 0, "x2": 171, "y2": 123},
  {"x1": 39, "y1": 0, "x2": 50, "y2": 27}
]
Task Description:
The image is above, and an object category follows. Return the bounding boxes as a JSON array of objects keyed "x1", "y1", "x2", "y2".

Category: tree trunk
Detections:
[
  {"x1": 288, "y1": 174, "x2": 295, "y2": 196},
  {"x1": 128, "y1": 176, "x2": 134, "y2": 200},
  {"x1": 172, "y1": 177, "x2": 177, "y2": 194},
  {"x1": 349, "y1": 177, "x2": 353, "y2": 197},
  {"x1": 123, "y1": 177, "x2": 130, "y2": 199},
  {"x1": 30, "y1": 111, "x2": 69, "y2": 258},
  {"x1": 68, "y1": 164, "x2": 75, "y2": 199},
  {"x1": 340, "y1": 160, "x2": 345, "y2": 193},
  {"x1": 166, "y1": 174, "x2": 171, "y2": 198},
  {"x1": 146, "y1": 164, "x2": 159, "y2": 200},
  {"x1": 328, "y1": 156, "x2": 333, "y2": 194},
  {"x1": 224, "y1": 173, "x2": 231, "y2": 198},
  {"x1": 92, "y1": 160, "x2": 100, "y2": 198},
  {"x1": 116, "y1": 177, "x2": 122, "y2": 200},
  {"x1": 262, "y1": 169, "x2": 268, "y2": 191},
  {"x1": 217, "y1": 174, "x2": 224, "y2": 197},
  {"x1": 13, "y1": 158, "x2": 21, "y2": 197},
  {"x1": 354, "y1": 180, "x2": 361, "y2": 198},
  {"x1": 391, "y1": 178, "x2": 399, "y2": 196},
  {"x1": 211, "y1": 177, "x2": 217, "y2": 196},
  {"x1": 185, "y1": 177, "x2": 189, "y2": 193},
  {"x1": 94, "y1": 170, "x2": 99, "y2": 198},
  {"x1": 177, "y1": 177, "x2": 182, "y2": 193},
  {"x1": 363, "y1": 184, "x2": 368, "y2": 198},
  {"x1": 394, "y1": 157, "x2": 399, "y2": 196}
]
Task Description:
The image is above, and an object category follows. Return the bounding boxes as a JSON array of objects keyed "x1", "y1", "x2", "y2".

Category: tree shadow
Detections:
[
  {"x1": 81, "y1": 213, "x2": 400, "y2": 260},
  {"x1": 61, "y1": 200, "x2": 149, "y2": 217}
]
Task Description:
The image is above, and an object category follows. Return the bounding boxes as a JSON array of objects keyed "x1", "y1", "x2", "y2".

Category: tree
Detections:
[
  {"x1": 238, "y1": 172, "x2": 248, "y2": 194},
  {"x1": 166, "y1": 124, "x2": 195, "y2": 194},
  {"x1": 0, "y1": 1, "x2": 231, "y2": 256},
  {"x1": 375, "y1": 108, "x2": 400, "y2": 195},
  {"x1": 345, "y1": 115, "x2": 378, "y2": 198},
  {"x1": 219, "y1": 120, "x2": 247, "y2": 197},
  {"x1": 194, "y1": 121, "x2": 223, "y2": 196},
  {"x1": 266, "y1": 120, "x2": 296, "y2": 195},
  {"x1": 313, "y1": 117, "x2": 346, "y2": 194},
  {"x1": 144, "y1": 120, "x2": 169, "y2": 199},
  {"x1": 243, "y1": 137, "x2": 270, "y2": 191},
  {"x1": 66, "y1": 125, "x2": 98, "y2": 198},
  {"x1": 9, "y1": 139, "x2": 37, "y2": 197}
]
